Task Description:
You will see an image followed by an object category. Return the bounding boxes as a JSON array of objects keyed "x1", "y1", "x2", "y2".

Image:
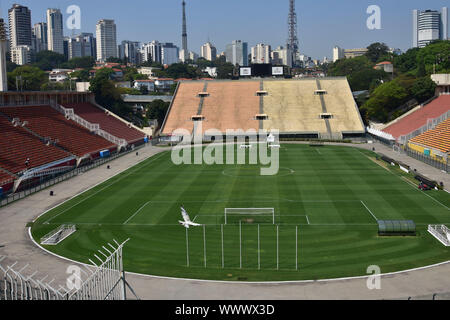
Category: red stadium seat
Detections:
[
  {"x1": 63, "y1": 102, "x2": 146, "y2": 144},
  {"x1": 0, "y1": 106, "x2": 117, "y2": 157}
]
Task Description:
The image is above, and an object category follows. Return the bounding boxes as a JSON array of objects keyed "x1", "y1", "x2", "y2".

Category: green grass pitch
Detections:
[{"x1": 31, "y1": 144, "x2": 450, "y2": 281}]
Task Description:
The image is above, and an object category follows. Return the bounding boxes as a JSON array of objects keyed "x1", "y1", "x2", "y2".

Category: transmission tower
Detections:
[
  {"x1": 182, "y1": 0, "x2": 188, "y2": 62},
  {"x1": 287, "y1": 0, "x2": 299, "y2": 66}
]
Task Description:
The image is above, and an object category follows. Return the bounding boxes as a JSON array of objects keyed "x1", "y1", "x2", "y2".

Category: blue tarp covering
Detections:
[{"x1": 100, "y1": 150, "x2": 111, "y2": 158}]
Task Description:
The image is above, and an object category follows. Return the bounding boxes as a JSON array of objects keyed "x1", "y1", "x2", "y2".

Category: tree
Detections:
[
  {"x1": 216, "y1": 62, "x2": 234, "y2": 79},
  {"x1": 89, "y1": 68, "x2": 120, "y2": 107},
  {"x1": 124, "y1": 68, "x2": 148, "y2": 82},
  {"x1": 146, "y1": 99, "x2": 170, "y2": 129},
  {"x1": 8, "y1": 66, "x2": 48, "y2": 91},
  {"x1": 328, "y1": 55, "x2": 388, "y2": 91},
  {"x1": 33, "y1": 50, "x2": 66, "y2": 71},
  {"x1": 365, "y1": 42, "x2": 390, "y2": 63},
  {"x1": 410, "y1": 77, "x2": 436, "y2": 103},
  {"x1": 70, "y1": 69, "x2": 90, "y2": 82},
  {"x1": 106, "y1": 57, "x2": 124, "y2": 64},
  {"x1": 62, "y1": 56, "x2": 96, "y2": 69},
  {"x1": 361, "y1": 79, "x2": 410, "y2": 122},
  {"x1": 393, "y1": 48, "x2": 419, "y2": 73}
]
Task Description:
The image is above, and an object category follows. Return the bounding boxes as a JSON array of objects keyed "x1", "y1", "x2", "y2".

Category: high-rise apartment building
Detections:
[
  {"x1": 141, "y1": 41, "x2": 162, "y2": 64},
  {"x1": 119, "y1": 40, "x2": 141, "y2": 65},
  {"x1": 32, "y1": 23, "x2": 48, "y2": 53},
  {"x1": 271, "y1": 46, "x2": 292, "y2": 67},
  {"x1": 200, "y1": 42, "x2": 217, "y2": 61},
  {"x1": 251, "y1": 43, "x2": 271, "y2": 64},
  {"x1": 225, "y1": 40, "x2": 248, "y2": 66},
  {"x1": 8, "y1": 4, "x2": 32, "y2": 51},
  {"x1": 413, "y1": 8, "x2": 448, "y2": 48},
  {"x1": 47, "y1": 9, "x2": 64, "y2": 54},
  {"x1": 96, "y1": 19, "x2": 117, "y2": 61},
  {"x1": 161, "y1": 43, "x2": 179, "y2": 65},
  {"x1": 0, "y1": 19, "x2": 8, "y2": 91},
  {"x1": 67, "y1": 33, "x2": 96, "y2": 59}
]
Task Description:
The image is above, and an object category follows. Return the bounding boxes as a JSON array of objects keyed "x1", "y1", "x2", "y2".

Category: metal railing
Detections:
[
  {"x1": 0, "y1": 239, "x2": 138, "y2": 300},
  {"x1": 399, "y1": 110, "x2": 450, "y2": 145},
  {"x1": 0, "y1": 144, "x2": 147, "y2": 208},
  {"x1": 405, "y1": 147, "x2": 449, "y2": 173},
  {"x1": 50, "y1": 102, "x2": 128, "y2": 149}
]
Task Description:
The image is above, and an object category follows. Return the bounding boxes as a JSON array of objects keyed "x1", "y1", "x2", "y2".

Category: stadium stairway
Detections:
[
  {"x1": 0, "y1": 106, "x2": 117, "y2": 159},
  {"x1": 62, "y1": 102, "x2": 146, "y2": 145}
]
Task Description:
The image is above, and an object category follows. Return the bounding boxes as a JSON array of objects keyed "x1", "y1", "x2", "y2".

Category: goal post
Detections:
[{"x1": 224, "y1": 208, "x2": 275, "y2": 225}]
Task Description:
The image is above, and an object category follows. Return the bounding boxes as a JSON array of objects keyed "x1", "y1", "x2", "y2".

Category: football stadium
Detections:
[
  {"x1": 1, "y1": 74, "x2": 449, "y2": 300},
  {"x1": 0, "y1": 0, "x2": 449, "y2": 303}
]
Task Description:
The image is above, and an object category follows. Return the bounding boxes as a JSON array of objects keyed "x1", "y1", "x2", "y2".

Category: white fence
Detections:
[
  {"x1": 0, "y1": 239, "x2": 137, "y2": 300},
  {"x1": 399, "y1": 110, "x2": 450, "y2": 145},
  {"x1": 50, "y1": 102, "x2": 128, "y2": 149}
]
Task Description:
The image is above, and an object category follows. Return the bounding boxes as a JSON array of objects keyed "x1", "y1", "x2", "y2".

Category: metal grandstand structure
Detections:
[
  {"x1": 398, "y1": 110, "x2": 450, "y2": 145},
  {"x1": 0, "y1": 239, "x2": 138, "y2": 300}
]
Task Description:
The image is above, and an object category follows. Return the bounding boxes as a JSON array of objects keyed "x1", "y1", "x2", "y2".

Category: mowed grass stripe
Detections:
[{"x1": 32, "y1": 144, "x2": 450, "y2": 281}]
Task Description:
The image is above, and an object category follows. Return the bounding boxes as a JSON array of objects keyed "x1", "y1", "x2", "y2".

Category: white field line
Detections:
[
  {"x1": 28, "y1": 227, "x2": 450, "y2": 286},
  {"x1": 44, "y1": 152, "x2": 167, "y2": 224},
  {"x1": 43, "y1": 222, "x2": 385, "y2": 227},
  {"x1": 123, "y1": 201, "x2": 151, "y2": 225},
  {"x1": 357, "y1": 149, "x2": 449, "y2": 211},
  {"x1": 360, "y1": 200, "x2": 378, "y2": 222}
]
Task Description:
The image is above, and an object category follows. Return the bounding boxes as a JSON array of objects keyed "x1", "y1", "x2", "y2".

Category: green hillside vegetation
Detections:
[{"x1": 328, "y1": 40, "x2": 449, "y2": 123}]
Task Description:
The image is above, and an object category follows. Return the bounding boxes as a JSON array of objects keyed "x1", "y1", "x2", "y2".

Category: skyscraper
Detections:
[
  {"x1": 0, "y1": 18, "x2": 8, "y2": 91},
  {"x1": 200, "y1": 42, "x2": 217, "y2": 61},
  {"x1": 33, "y1": 22, "x2": 48, "y2": 53},
  {"x1": 181, "y1": 1, "x2": 188, "y2": 62},
  {"x1": 161, "y1": 43, "x2": 180, "y2": 65},
  {"x1": 67, "y1": 33, "x2": 96, "y2": 59},
  {"x1": 119, "y1": 40, "x2": 141, "y2": 65},
  {"x1": 8, "y1": 4, "x2": 32, "y2": 50},
  {"x1": 47, "y1": 9, "x2": 64, "y2": 54},
  {"x1": 251, "y1": 44, "x2": 271, "y2": 64},
  {"x1": 413, "y1": 7, "x2": 448, "y2": 48},
  {"x1": 96, "y1": 19, "x2": 118, "y2": 62},
  {"x1": 225, "y1": 40, "x2": 248, "y2": 66},
  {"x1": 141, "y1": 41, "x2": 162, "y2": 64}
]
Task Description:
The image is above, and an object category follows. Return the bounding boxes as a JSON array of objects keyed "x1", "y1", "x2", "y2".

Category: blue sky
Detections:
[{"x1": 1, "y1": 0, "x2": 448, "y2": 59}]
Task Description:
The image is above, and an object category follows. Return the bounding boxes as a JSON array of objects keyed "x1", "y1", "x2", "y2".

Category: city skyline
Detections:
[{"x1": 0, "y1": 0, "x2": 449, "y2": 60}]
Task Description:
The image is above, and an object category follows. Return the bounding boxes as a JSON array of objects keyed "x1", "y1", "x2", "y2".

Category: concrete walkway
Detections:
[{"x1": 0, "y1": 142, "x2": 449, "y2": 300}]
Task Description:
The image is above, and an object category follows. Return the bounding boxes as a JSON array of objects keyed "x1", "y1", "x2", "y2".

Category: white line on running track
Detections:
[
  {"x1": 123, "y1": 201, "x2": 151, "y2": 225},
  {"x1": 361, "y1": 200, "x2": 378, "y2": 222},
  {"x1": 45, "y1": 152, "x2": 167, "y2": 224}
]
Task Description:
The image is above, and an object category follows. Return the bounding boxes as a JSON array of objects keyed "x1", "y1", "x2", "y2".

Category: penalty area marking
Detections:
[
  {"x1": 44, "y1": 151, "x2": 168, "y2": 224},
  {"x1": 360, "y1": 200, "x2": 378, "y2": 222},
  {"x1": 123, "y1": 201, "x2": 151, "y2": 225}
]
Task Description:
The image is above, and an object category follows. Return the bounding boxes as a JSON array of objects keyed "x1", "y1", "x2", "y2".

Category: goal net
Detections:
[
  {"x1": 224, "y1": 208, "x2": 275, "y2": 225},
  {"x1": 428, "y1": 225, "x2": 450, "y2": 246}
]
